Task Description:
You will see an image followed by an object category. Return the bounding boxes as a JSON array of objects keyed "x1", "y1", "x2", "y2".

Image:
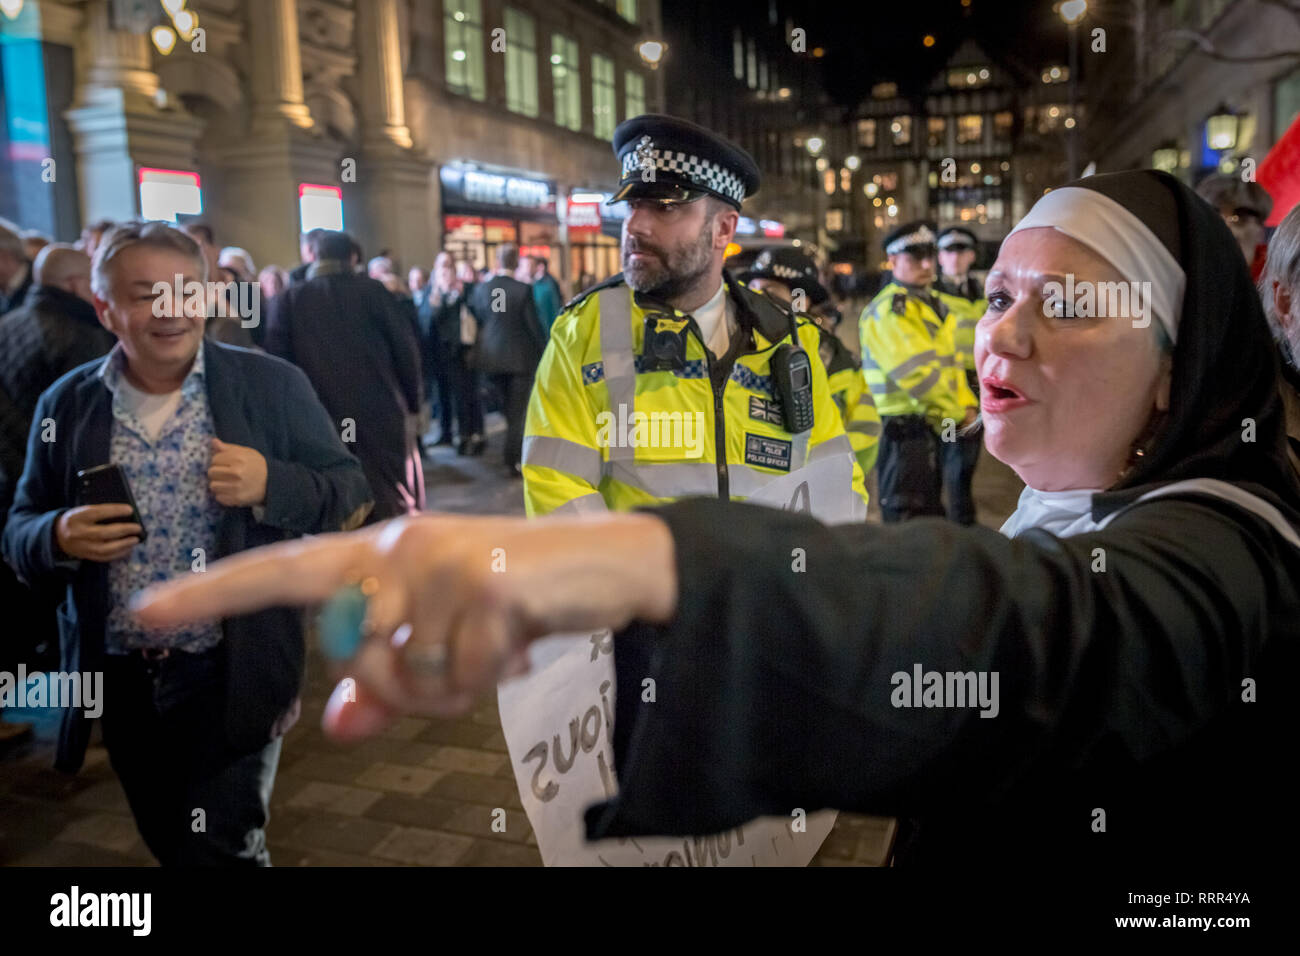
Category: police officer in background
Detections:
[
  {"x1": 860, "y1": 221, "x2": 978, "y2": 523},
  {"x1": 744, "y1": 246, "x2": 881, "y2": 476},
  {"x1": 934, "y1": 226, "x2": 986, "y2": 525},
  {"x1": 523, "y1": 114, "x2": 867, "y2": 518}
]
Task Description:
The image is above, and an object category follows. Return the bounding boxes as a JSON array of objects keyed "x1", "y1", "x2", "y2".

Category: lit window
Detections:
[
  {"x1": 857, "y1": 118, "x2": 876, "y2": 148},
  {"x1": 552, "y1": 35, "x2": 581, "y2": 131},
  {"x1": 957, "y1": 114, "x2": 982, "y2": 144},
  {"x1": 625, "y1": 70, "x2": 646, "y2": 121},
  {"x1": 891, "y1": 116, "x2": 911, "y2": 145},
  {"x1": 592, "y1": 54, "x2": 616, "y2": 139},
  {"x1": 995, "y1": 110, "x2": 1013, "y2": 138},
  {"x1": 504, "y1": 9, "x2": 538, "y2": 117},
  {"x1": 616, "y1": 0, "x2": 637, "y2": 23},
  {"x1": 928, "y1": 116, "x2": 945, "y2": 148},
  {"x1": 872, "y1": 81, "x2": 898, "y2": 99},
  {"x1": 734, "y1": 29, "x2": 744, "y2": 80},
  {"x1": 444, "y1": 0, "x2": 486, "y2": 101}
]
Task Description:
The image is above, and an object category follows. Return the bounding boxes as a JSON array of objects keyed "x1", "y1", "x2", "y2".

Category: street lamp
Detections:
[
  {"x1": 1058, "y1": 0, "x2": 1088, "y2": 179},
  {"x1": 637, "y1": 40, "x2": 666, "y2": 70},
  {"x1": 1059, "y1": 0, "x2": 1087, "y2": 24},
  {"x1": 1206, "y1": 105, "x2": 1240, "y2": 151},
  {"x1": 1152, "y1": 145, "x2": 1180, "y2": 173},
  {"x1": 806, "y1": 136, "x2": 824, "y2": 155},
  {"x1": 150, "y1": 23, "x2": 177, "y2": 55}
]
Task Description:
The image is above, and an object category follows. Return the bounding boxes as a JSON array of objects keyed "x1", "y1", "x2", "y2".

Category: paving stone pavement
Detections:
[{"x1": 0, "y1": 414, "x2": 1023, "y2": 867}]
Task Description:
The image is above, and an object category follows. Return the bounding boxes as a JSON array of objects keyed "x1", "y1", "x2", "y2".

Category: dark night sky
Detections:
[{"x1": 666, "y1": 0, "x2": 1079, "y2": 109}]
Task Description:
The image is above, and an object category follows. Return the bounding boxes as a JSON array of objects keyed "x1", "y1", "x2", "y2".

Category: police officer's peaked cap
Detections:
[
  {"x1": 742, "y1": 246, "x2": 829, "y2": 306},
  {"x1": 609, "y1": 114, "x2": 760, "y2": 209},
  {"x1": 882, "y1": 220, "x2": 938, "y2": 256},
  {"x1": 937, "y1": 226, "x2": 978, "y2": 251}
]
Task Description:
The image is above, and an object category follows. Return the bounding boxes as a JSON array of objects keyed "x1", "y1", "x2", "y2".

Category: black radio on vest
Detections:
[{"x1": 771, "y1": 310, "x2": 815, "y2": 433}]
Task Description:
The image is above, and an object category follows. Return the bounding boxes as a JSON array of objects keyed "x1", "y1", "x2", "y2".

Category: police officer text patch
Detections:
[
  {"x1": 748, "y1": 395, "x2": 784, "y2": 426},
  {"x1": 744, "y1": 433, "x2": 793, "y2": 472}
]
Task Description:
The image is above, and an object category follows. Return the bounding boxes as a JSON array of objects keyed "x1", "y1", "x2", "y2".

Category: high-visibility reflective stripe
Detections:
[
  {"x1": 606, "y1": 460, "x2": 719, "y2": 498},
  {"x1": 606, "y1": 451, "x2": 828, "y2": 500},
  {"x1": 907, "y1": 368, "x2": 942, "y2": 398},
  {"x1": 598, "y1": 287, "x2": 636, "y2": 463},
  {"x1": 808, "y1": 434, "x2": 853, "y2": 462},
  {"x1": 552, "y1": 492, "x2": 609, "y2": 515},
  {"x1": 861, "y1": 355, "x2": 881, "y2": 371},
  {"x1": 888, "y1": 349, "x2": 937, "y2": 379},
  {"x1": 939, "y1": 354, "x2": 957, "y2": 368},
  {"x1": 869, "y1": 381, "x2": 901, "y2": 396},
  {"x1": 957, "y1": 318, "x2": 978, "y2": 328},
  {"x1": 521, "y1": 435, "x2": 604, "y2": 488},
  {"x1": 848, "y1": 420, "x2": 883, "y2": 436}
]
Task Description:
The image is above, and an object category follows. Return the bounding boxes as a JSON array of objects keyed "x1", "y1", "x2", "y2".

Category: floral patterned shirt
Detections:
[{"x1": 99, "y1": 343, "x2": 224, "y2": 654}]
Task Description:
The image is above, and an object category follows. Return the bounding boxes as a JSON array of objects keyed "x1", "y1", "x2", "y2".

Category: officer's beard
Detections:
[{"x1": 622, "y1": 221, "x2": 715, "y2": 305}]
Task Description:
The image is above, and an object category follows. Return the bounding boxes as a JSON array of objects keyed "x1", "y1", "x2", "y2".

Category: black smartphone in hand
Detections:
[{"x1": 76, "y1": 463, "x2": 148, "y2": 544}]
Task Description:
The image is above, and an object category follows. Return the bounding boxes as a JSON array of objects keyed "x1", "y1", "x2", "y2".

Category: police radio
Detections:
[{"x1": 771, "y1": 310, "x2": 815, "y2": 433}]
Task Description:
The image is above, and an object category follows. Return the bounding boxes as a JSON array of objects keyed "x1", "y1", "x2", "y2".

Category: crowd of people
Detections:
[
  {"x1": 0, "y1": 213, "x2": 566, "y2": 766},
  {"x1": 1, "y1": 108, "x2": 1298, "y2": 871}
]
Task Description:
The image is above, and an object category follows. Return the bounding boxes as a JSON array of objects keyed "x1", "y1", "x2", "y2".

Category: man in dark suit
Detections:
[
  {"x1": 2, "y1": 222, "x2": 371, "y2": 865},
  {"x1": 468, "y1": 243, "x2": 546, "y2": 476},
  {"x1": 287, "y1": 228, "x2": 325, "y2": 286},
  {"x1": 265, "y1": 230, "x2": 424, "y2": 520}
]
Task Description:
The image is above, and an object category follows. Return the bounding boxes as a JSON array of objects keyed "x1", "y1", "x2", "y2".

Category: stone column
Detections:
[
  {"x1": 248, "y1": 0, "x2": 313, "y2": 134},
  {"x1": 64, "y1": 0, "x2": 203, "y2": 224},
  {"x1": 352, "y1": 0, "x2": 434, "y2": 267},
  {"x1": 355, "y1": 0, "x2": 413, "y2": 150}
]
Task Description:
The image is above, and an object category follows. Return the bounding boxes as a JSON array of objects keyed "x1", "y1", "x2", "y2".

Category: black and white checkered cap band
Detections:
[
  {"x1": 764, "y1": 262, "x2": 808, "y2": 282},
  {"x1": 937, "y1": 232, "x2": 975, "y2": 250},
  {"x1": 621, "y1": 148, "x2": 747, "y2": 204},
  {"x1": 886, "y1": 225, "x2": 937, "y2": 255}
]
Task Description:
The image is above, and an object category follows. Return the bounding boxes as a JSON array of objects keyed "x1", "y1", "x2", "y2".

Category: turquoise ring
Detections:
[{"x1": 316, "y1": 577, "x2": 377, "y2": 662}]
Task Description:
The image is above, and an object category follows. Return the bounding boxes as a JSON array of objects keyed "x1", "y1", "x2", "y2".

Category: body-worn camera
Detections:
[{"x1": 641, "y1": 313, "x2": 690, "y2": 371}]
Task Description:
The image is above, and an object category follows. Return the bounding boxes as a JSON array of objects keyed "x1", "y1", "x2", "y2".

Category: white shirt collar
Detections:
[{"x1": 691, "y1": 279, "x2": 733, "y2": 358}]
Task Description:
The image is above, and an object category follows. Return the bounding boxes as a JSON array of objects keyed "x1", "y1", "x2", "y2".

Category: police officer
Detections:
[
  {"x1": 934, "y1": 226, "x2": 986, "y2": 525},
  {"x1": 522, "y1": 115, "x2": 867, "y2": 518},
  {"x1": 743, "y1": 246, "x2": 881, "y2": 476},
  {"x1": 860, "y1": 221, "x2": 978, "y2": 523}
]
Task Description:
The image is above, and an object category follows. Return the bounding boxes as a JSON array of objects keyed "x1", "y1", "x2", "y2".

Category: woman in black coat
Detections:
[
  {"x1": 425, "y1": 254, "x2": 484, "y2": 455},
  {"x1": 137, "y1": 172, "x2": 1300, "y2": 870}
]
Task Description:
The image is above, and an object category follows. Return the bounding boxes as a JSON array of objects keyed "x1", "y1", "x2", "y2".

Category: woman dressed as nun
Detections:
[{"x1": 136, "y1": 171, "x2": 1300, "y2": 868}]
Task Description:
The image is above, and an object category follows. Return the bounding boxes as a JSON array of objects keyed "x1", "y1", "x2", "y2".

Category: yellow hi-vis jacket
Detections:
[
  {"x1": 815, "y1": 325, "x2": 881, "y2": 475},
  {"x1": 522, "y1": 275, "x2": 869, "y2": 518},
  {"x1": 936, "y1": 289, "x2": 986, "y2": 373},
  {"x1": 858, "y1": 281, "x2": 978, "y2": 433}
]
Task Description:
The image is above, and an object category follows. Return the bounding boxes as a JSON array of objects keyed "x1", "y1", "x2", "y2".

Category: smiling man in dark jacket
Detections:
[{"x1": 1, "y1": 222, "x2": 371, "y2": 865}]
